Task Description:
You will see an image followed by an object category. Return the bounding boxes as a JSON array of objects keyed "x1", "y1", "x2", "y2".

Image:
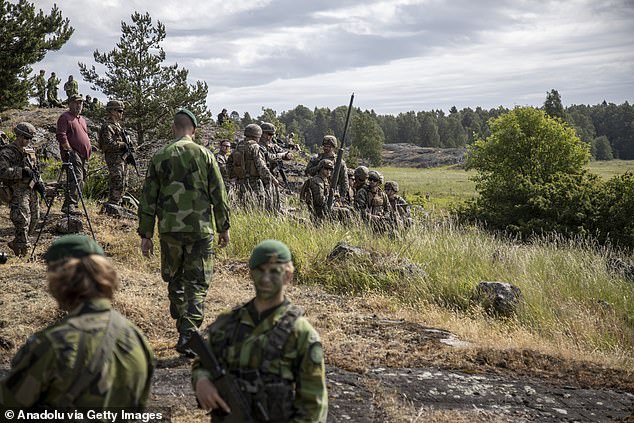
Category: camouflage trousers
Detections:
[
  {"x1": 263, "y1": 181, "x2": 282, "y2": 214},
  {"x1": 160, "y1": 233, "x2": 214, "y2": 335},
  {"x1": 105, "y1": 153, "x2": 126, "y2": 205},
  {"x1": 62, "y1": 151, "x2": 87, "y2": 209},
  {"x1": 235, "y1": 178, "x2": 266, "y2": 209},
  {"x1": 9, "y1": 187, "x2": 32, "y2": 249}
]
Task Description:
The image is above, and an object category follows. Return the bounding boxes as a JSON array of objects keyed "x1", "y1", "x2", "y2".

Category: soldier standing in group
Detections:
[
  {"x1": 99, "y1": 100, "x2": 130, "y2": 207},
  {"x1": 305, "y1": 135, "x2": 349, "y2": 202},
  {"x1": 0, "y1": 235, "x2": 155, "y2": 408},
  {"x1": 215, "y1": 139, "x2": 231, "y2": 187},
  {"x1": 227, "y1": 123, "x2": 277, "y2": 208},
  {"x1": 358, "y1": 170, "x2": 392, "y2": 231},
  {"x1": 0, "y1": 123, "x2": 46, "y2": 256},
  {"x1": 306, "y1": 159, "x2": 334, "y2": 220},
  {"x1": 35, "y1": 69, "x2": 47, "y2": 107},
  {"x1": 138, "y1": 109, "x2": 230, "y2": 356},
  {"x1": 385, "y1": 181, "x2": 413, "y2": 228},
  {"x1": 192, "y1": 239, "x2": 328, "y2": 422},
  {"x1": 56, "y1": 94, "x2": 91, "y2": 214},
  {"x1": 63, "y1": 75, "x2": 79, "y2": 100},
  {"x1": 352, "y1": 166, "x2": 370, "y2": 211},
  {"x1": 259, "y1": 122, "x2": 293, "y2": 213},
  {"x1": 217, "y1": 108, "x2": 229, "y2": 126},
  {"x1": 46, "y1": 72, "x2": 62, "y2": 107}
]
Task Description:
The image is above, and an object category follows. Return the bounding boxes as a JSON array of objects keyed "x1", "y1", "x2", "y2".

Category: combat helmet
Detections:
[
  {"x1": 322, "y1": 135, "x2": 337, "y2": 148},
  {"x1": 106, "y1": 100, "x2": 125, "y2": 111},
  {"x1": 260, "y1": 122, "x2": 276, "y2": 134},
  {"x1": 368, "y1": 170, "x2": 384, "y2": 184},
  {"x1": 384, "y1": 181, "x2": 399, "y2": 192},
  {"x1": 244, "y1": 123, "x2": 263, "y2": 138},
  {"x1": 354, "y1": 166, "x2": 369, "y2": 181},
  {"x1": 14, "y1": 122, "x2": 36, "y2": 139},
  {"x1": 318, "y1": 159, "x2": 335, "y2": 171}
]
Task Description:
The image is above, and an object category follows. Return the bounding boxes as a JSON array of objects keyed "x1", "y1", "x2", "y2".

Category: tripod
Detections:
[{"x1": 30, "y1": 161, "x2": 95, "y2": 260}]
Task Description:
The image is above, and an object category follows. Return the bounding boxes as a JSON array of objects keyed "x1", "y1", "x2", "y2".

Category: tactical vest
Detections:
[
  {"x1": 212, "y1": 305, "x2": 303, "y2": 423},
  {"x1": 230, "y1": 141, "x2": 259, "y2": 180},
  {"x1": 368, "y1": 189, "x2": 385, "y2": 215}
]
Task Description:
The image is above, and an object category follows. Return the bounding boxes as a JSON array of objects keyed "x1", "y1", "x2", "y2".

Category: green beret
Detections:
[
  {"x1": 45, "y1": 234, "x2": 105, "y2": 263},
  {"x1": 249, "y1": 240, "x2": 292, "y2": 269},
  {"x1": 176, "y1": 108, "x2": 198, "y2": 128}
]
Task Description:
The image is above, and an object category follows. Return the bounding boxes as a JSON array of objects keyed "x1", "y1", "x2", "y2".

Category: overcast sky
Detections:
[{"x1": 34, "y1": 0, "x2": 634, "y2": 117}]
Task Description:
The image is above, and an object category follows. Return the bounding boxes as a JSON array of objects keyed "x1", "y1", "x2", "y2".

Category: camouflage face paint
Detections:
[{"x1": 251, "y1": 263, "x2": 286, "y2": 300}]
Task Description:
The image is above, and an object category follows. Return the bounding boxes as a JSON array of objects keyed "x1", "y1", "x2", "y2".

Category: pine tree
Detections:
[
  {"x1": 544, "y1": 89, "x2": 565, "y2": 120},
  {"x1": 78, "y1": 12, "x2": 210, "y2": 144},
  {"x1": 0, "y1": 1, "x2": 73, "y2": 111}
]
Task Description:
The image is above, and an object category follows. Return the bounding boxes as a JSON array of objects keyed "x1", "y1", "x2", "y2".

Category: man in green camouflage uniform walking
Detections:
[
  {"x1": 305, "y1": 135, "x2": 349, "y2": 202},
  {"x1": 0, "y1": 235, "x2": 154, "y2": 409},
  {"x1": 99, "y1": 100, "x2": 130, "y2": 206},
  {"x1": 35, "y1": 69, "x2": 46, "y2": 107},
  {"x1": 193, "y1": 239, "x2": 328, "y2": 422},
  {"x1": 138, "y1": 108, "x2": 230, "y2": 356},
  {"x1": 227, "y1": 123, "x2": 277, "y2": 208},
  {"x1": 0, "y1": 122, "x2": 46, "y2": 256}
]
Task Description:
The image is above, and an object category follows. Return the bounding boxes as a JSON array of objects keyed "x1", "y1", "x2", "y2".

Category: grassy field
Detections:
[{"x1": 378, "y1": 159, "x2": 634, "y2": 210}]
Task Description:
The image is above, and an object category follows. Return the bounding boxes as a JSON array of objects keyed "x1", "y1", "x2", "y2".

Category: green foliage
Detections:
[
  {"x1": 595, "y1": 172, "x2": 634, "y2": 248},
  {"x1": 351, "y1": 111, "x2": 384, "y2": 166},
  {"x1": 346, "y1": 145, "x2": 360, "y2": 169},
  {"x1": 593, "y1": 135, "x2": 614, "y2": 160},
  {"x1": 215, "y1": 120, "x2": 238, "y2": 141},
  {"x1": 0, "y1": 1, "x2": 73, "y2": 111},
  {"x1": 78, "y1": 12, "x2": 210, "y2": 145},
  {"x1": 82, "y1": 155, "x2": 109, "y2": 200},
  {"x1": 464, "y1": 107, "x2": 595, "y2": 236},
  {"x1": 543, "y1": 89, "x2": 565, "y2": 120}
]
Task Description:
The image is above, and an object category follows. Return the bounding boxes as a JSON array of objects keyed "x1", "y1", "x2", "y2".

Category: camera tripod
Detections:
[{"x1": 30, "y1": 161, "x2": 95, "y2": 260}]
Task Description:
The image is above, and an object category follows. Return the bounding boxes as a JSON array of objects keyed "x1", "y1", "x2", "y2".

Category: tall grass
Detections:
[{"x1": 219, "y1": 208, "x2": 633, "y2": 363}]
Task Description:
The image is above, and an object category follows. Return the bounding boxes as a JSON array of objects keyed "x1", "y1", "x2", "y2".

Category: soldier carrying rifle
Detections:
[{"x1": 99, "y1": 100, "x2": 138, "y2": 208}]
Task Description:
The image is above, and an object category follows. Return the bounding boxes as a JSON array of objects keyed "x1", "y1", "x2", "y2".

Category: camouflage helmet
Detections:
[
  {"x1": 14, "y1": 122, "x2": 36, "y2": 139},
  {"x1": 368, "y1": 170, "x2": 384, "y2": 184},
  {"x1": 322, "y1": 135, "x2": 338, "y2": 148},
  {"x1": 260, "y1": 122, "x2": 276, "y2": 134},
  {"x1": 384, "y1": 181, "x2": 399, "y2": 192},
  {"x1": 106, "y1": 100, "x2": 125, "y2": 111},
  {"x1": 244, "y1": 123, "x2": 263, "y2": 138},
  {"x1": 347, "y1": 168, "x2": 355, "y2": 178},
  {"x1": 318, "y1": 159, "x2": 335, "y2": 171},
  {"x1": 354, "y1": 166, "x2": 369, "y2": 181}
]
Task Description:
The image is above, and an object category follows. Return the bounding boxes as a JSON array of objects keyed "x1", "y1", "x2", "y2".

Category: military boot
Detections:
[
  {"x1": 175, "y1": 333, "x2": 196, "y2": 358},
  {"x1": 7, "y1": 240, "x2": 28, "y2": 257}
]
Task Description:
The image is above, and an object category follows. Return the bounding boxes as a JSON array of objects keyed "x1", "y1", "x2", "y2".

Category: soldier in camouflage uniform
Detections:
[
  {"x1": 0, "y1": 122, "x2": 46, "y2": 256},
  {"x1": 138, "y1": 108, "x2": 230, "y2": 356},
  {"x1": 35, "y1": 69, "x2": 47, "y2": 107},
  {"x1": 352, "y1": 166, "x2": 370, "y2": 211},
  {"x1": 0, "y1": 235, "x2": 154, "y2": 408},
  {"x1": 259, "y1": 122, "x2": 293, "y2": 213},
  {"x1": 227, "y1": 124, "x2": 277, "y2": 209},
  {"x1": 193, "y1": 240, "x2": 328, "y2": 422},
  {"x1": 63, "y1": 75, "x2": 79, "y2": 100},
  {"x1": 385, "y1": 181, "x2": 413, "y2": 228},
  {"x1": 99, "y1": 100, "x2": 130, "y2": 206},
  {"x1": 215, "y1": 139, "x2": 231, "y2": 189},
  {"x1": 357, "y1": 170, "x2": 392, "y2": 231},
  {"x1": 305, "y1": 135, "x2": 349, "y2": 202},
  {"x1": 306, "y1": 159, "x2": 334, "y2": 220},
  {"x1": 46, "y1": 72, "x2": 62, "y2": 108}
]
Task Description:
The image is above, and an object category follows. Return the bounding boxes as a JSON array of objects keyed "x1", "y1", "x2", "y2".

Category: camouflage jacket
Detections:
[
  {"x1": 192, "y1": 299, "x2": 328, "y2": 423},
  {"x1": 138, "y1": 135, "x2": 230, "y2": 238},
  {"x1": 98, "y1": 120, "x2": 127, "y2": 154},
  {"x1": 353, "y1": 182, "x2": 370, "y2": 211},
  {"x1": 305, "y1": 152, "x2": 349, "y2": 198},
  {"x1": 0, "y1": 299, "x2": 154, "y2": 409},
  {"x1": 46, "y1": 76, "x2": 60, "y2": 97},
  {"x1": 259, "y1": 141, "x2": 288, "y2": 167},
  {"x1": 63, "y1": 80, "x2": 78, "y2": 97},
  {"x1": 308, "y1": 174, "x2": 329, "y2": 218},
  {"x1": 35, "y1": 75, "x2": 46, "y2": 93},
  {"x1": 0, "y1": 144, "x2": 35, "y2": 189},
  {"x1": 389, "y1": 195, "x2": 411, "y2": 219},
  {"x1": 215, "y1": 152, "x2": 229, "y2": 181}
]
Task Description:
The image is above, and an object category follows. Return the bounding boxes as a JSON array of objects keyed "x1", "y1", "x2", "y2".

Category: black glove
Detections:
[
  {"x1": 35, "y1": 181, "x2": 46, "y2": 198},
  {"x1": 22, "y1": 167, "x2": 33, "y2": 179}
]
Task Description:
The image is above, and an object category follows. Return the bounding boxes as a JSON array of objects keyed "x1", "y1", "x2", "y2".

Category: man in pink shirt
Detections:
[{"x1": 56, "y1": 94, "x2": 92, "y2": 213}]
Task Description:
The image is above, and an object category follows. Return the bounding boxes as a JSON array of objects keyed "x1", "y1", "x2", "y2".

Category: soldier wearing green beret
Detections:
[
  {"x1": 0, "y1": 235, "x2": 155, "y2": 409},
  {"x1": 192, "y1": 240, "x2": 328, "y2": 422},
  {"x1": 138, "y1": 108, "x2": 230, "y2": 356}
]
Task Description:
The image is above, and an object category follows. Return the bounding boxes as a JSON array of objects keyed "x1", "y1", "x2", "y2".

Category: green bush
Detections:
[{"x1": 595, "y1": 172, "x2": 634, "y2": 248}]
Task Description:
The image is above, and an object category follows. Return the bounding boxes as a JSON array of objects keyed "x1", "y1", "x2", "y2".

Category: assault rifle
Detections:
[
  {"x1": 273, "y1": 159, "x2": 289, "y2": 188},
  {"x1": 327, "y1": 93, "x2": 355, "y2": 210},
  {"x1": 121, "y1": 129, "x2": 140, "y2": 176},
  {"x1": 24, "y1": 148, "x2": 48, "y2": 205},
  {"x1": 187, "y1": 331, "x2": 256, "y2": 423}
]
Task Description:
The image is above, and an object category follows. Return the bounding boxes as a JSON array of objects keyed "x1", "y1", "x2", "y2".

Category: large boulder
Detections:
[
  {"x1": 55, "y1": 216, "x2": 83, "y2": 234},
  {"x1": 473, "y1": 281, "x2": 522, "y2": 317}
]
